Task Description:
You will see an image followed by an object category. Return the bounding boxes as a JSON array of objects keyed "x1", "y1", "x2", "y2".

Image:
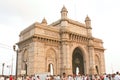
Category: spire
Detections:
[
  {"x1": 61, "y1": 6, "x2": 68, "y2": 19},
  {"x1": 41, "y1": 17, "x2": 47, "y2": 25}
]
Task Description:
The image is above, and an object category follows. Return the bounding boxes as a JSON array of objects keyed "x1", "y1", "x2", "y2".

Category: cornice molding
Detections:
[{"x1": 50, "y1": 18, "x2": 86, "y2": 28}]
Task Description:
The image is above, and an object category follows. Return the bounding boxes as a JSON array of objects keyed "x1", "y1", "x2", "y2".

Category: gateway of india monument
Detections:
[{"x1": 17, "y1": 6, "x2": 105, "y2": 76}]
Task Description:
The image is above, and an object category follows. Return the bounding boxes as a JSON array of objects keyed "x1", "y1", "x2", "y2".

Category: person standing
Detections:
[
  {"x1": 114, "y1": 72, "x2": 120, "y2": 80},
  {"x1": 61, "y1": 73, "x2": 68, "y2": 80},
  {"x1": 76, "y1": 73, "x2": 82, "y2": 80},
  {"x1": 36, "y1": 76, "x2": 41, "y2": 80},
  {"x1": 9, "y1": 75, "x2": 13, "y2": 80},
  {"x1": 0, "y1": 75, "x2": 5, "y2": 80}
]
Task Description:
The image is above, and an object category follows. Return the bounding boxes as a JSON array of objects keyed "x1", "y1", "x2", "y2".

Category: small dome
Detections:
[
  {"x1": 61, "y1": 6, "x2": 68, "y2": 12},
  {"x1": 41, "y1": 18, "x2": 47, "y2": 24},
  {"x1": 85, "y1": 15, "x2": 91, "y2": 21}
]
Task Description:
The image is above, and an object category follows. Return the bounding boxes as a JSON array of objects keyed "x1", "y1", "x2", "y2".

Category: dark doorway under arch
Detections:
[{"x1": 72, "y1": 47, "x2": 84, "y2": 74}]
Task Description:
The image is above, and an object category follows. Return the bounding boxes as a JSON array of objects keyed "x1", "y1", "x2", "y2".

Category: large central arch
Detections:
[{"x1": 72, "y1": 47, "x2": 84, "y2": 74}]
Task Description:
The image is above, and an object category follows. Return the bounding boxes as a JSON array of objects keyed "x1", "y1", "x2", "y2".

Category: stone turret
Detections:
[
  {"x1": 60, "y1": 6, "x2": 68, "y2": 27},
  {"x1": 41, "y1": 17, "x2": 47, "y2": 25},
  {"x1": 85, "y1": 15, "x2": 92, "y2": 37},
  {"x1": 85, "y1": 15, "x2": 91, "y2": 28},
  {"x1": 61, "y1": 6, "x2": 68, "y2": 19}
]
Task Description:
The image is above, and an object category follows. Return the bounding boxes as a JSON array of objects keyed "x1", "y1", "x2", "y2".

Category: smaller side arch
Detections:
[
  {"x1": 48, "y1": 63, "x2": 54, "y2": 75},
  {"x1": 95, "y1": 54, "x2": 100, "y2": 74},
  {"x1": 45, "y1": 48, "x2": 57, "y2": 75}
]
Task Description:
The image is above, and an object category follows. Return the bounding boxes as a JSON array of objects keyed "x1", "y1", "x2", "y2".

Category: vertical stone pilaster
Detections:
[
  {"x1": 88, "y1": 39, "x2": 96, "y2": 75},
  {"x1": 100, "y1": 52, "x2": 106, "y2": 74},
  {"x1": 60, "y1": 42, "x2": 67, "y2": 74},
  {"x1": 33, "y1": 40, "x2": 46, "y2": 74},
  {"x1": 18, "y1": 50, "x2": 22, "y2": 75},
  {"x1": 89, "y1": 46, "x2": 95, "y2": 75},
  {"x1": 61, "y1": 41, "x2": 72, "y2": 75}
]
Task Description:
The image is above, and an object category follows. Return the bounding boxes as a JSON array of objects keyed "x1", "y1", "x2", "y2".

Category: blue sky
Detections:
[{"x1": 0, "y1": 0, "x2": 120, "y2": 75}]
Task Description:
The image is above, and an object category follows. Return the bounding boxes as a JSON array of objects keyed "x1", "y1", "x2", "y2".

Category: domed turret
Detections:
[
  {"x1": 41, "y1": 17, "x2": 47, "y2": 25},
  {"x1": 61, "y1": 6, "x2": 68, "y2": 12},
  {"x1": 85, "y1": 15, "x2": 91, "y2": 21},
  {"x1": 85, "y1": 15, "x2": 92, "y2": 37},
  {"x1": 85, "y1": 15, "x2": 91, "y2": 28},
  {"x1": 61, "y1": 6, "x2": 68, "y2": 19}
]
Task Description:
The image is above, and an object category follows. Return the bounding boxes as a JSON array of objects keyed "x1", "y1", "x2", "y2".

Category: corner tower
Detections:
[
  {"x1": 85, "y1": 15, "x2": 92, "y2": 37},
  {"x1": 61, "y1": 6, "x2": 68, "y2": 19}
]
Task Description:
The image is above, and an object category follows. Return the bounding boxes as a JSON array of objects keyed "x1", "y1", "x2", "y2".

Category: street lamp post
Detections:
[
  {"x1": 2, "y1": 63, "x2": 5, "y2": 75},
  {"x1": 13, "y1": 44, "x2": 18, "y2": 80}
]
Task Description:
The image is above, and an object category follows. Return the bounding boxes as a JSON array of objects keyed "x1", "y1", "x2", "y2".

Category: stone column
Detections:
[
  {"x1": 60, "y1": 41, "x2": 70, "y2": 75},
  {"x1": 100, "y1": 52, "x2": 106, "y2": 74},
  {"x1": 88, "y1": 39, "x2": 96, "y2": 75},
  {"x1": 60, "y1": 31, "x2": 70, "y2": 75},
  {"x1": 61, "y1": 42, "x2": 72, "y2": 75}
]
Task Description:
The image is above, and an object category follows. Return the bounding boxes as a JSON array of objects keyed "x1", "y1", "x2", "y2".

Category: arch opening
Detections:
[
  {"x1": 48, "y1": 63, "x2": 54, "y2": 75},
  {"x1": 72, "y1": 47, "x2": 84, "y2": 74},
  {"x1": 76, "y1": 67, "x2": 79, "y2": 75}
]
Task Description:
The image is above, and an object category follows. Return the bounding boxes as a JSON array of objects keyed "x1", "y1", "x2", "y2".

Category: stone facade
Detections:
[{"x1": 17, "y1": 6, "x2": 105, "y2": 76}]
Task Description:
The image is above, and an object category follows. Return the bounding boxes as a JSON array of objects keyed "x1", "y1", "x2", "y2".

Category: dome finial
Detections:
[
  {"x1": 61, "y1": 5, "x2": 68, "y2": 19},
  {"x1": 41, "y1": 17, "x2": 47, "y2": 25},
  {"x1": 85, "y1": 15, "x2": 91, "y2": 21},
  {"x1": 61, "y1": 5, "x2": 68, "y2": 12},
  {"x1": 85, "y1": 15, "x2": 91, "y2": 28}
]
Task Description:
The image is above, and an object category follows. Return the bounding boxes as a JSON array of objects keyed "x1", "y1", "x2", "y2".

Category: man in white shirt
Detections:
[
  {"x1": 114, "y1": 72, "x2": 120, "y2": 80},
  {"x1": 36, "y1": 76, "x2": 41, "y2": 80},
  {"x1": 76, "y1": 73, "x2": 82, "y2": 80},
  {"x1": 0, "y1": 75, "x2": 5, "y2": 80}
]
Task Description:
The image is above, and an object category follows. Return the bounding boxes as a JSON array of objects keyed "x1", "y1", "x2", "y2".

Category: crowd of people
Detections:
[
  {"x1": 44, "y1": 72, "x2": 120, "y2": 80},
  {"x1": 0, "y1": 72, "x2": 120, "y2": 80}
]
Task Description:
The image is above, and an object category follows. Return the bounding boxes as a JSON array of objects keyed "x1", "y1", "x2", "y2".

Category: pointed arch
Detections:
[
  {"x1": 46, "y1": 48, "x2": 56, "y2": 58},
  {"x1": 46, "y1": 48, "x2": 57, "y2": 75},
  {"x1": 72, "y1": 47, "x2": 84, "y2": 74},
  {"x1": 71, "y1": 44, "x2": 88, "y2": 74}
]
